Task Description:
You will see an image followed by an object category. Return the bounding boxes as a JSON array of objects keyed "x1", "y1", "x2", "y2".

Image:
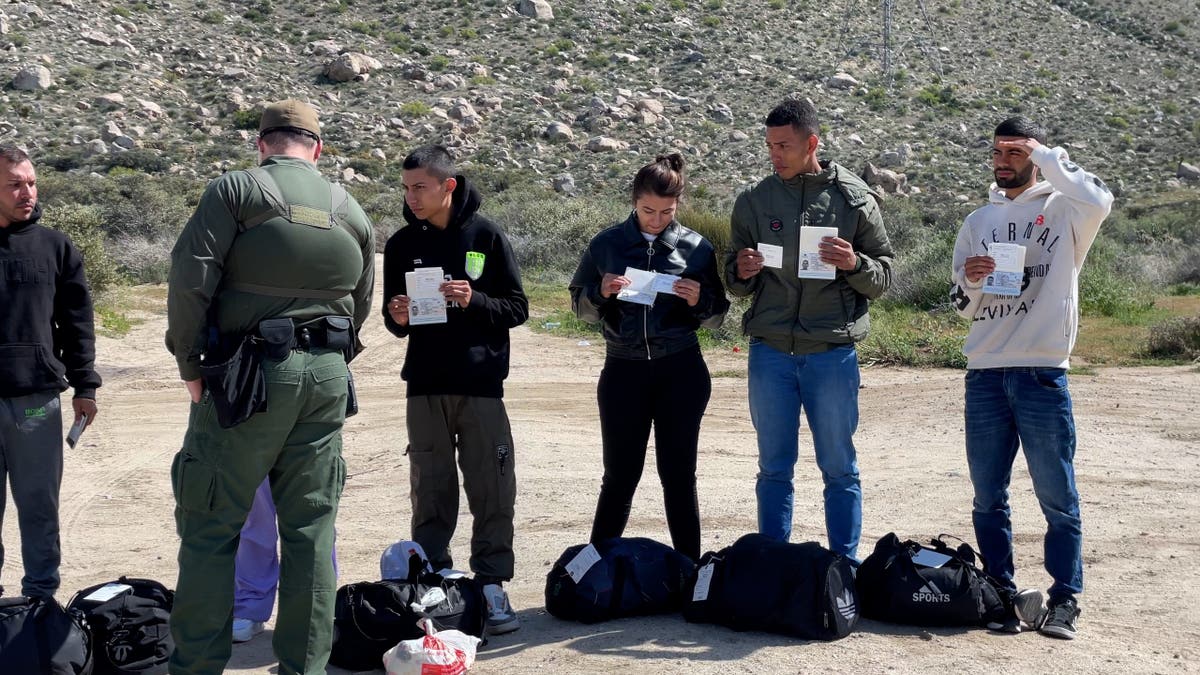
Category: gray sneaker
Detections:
[
  {"x1": 482, "y1": 583, "x2": 520, "y2": 635},
  {"x1": 1012, "y1": 588, "x2": 1046, "y2": 628},
  {"x1": 987, "y1": 588, "x2": 1043, "y2": 633},
  {"x1": 1039, "y1": 597, "x2": 1080, "y2": 640}
]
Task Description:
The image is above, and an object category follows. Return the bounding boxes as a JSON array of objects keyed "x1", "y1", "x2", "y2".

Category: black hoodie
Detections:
[
  {"x1": 0, "y1": 204, "x2": 101, "y2": 399},
  {"x1": 381, "y1": 176, "x2": 528, "y2": 398}
]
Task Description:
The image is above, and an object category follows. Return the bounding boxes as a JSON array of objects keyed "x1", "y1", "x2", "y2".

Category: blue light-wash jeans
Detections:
[
  {"x1": 965, "y1": 367, "x2": 1083, "y2": 602},
  {"x1": 749, "y1": 341, "x2": 861, "y2": 559}
]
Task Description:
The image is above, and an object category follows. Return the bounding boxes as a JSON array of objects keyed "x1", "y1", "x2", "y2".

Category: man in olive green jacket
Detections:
[
  {"x1": 725, "y1": 97, "x2": 893, "y2": 560},
  {"x1": 165, "y1": 99, "x2": 374, "y2": 675}
]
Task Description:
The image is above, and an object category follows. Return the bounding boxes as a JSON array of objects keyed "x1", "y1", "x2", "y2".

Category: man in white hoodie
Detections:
[{"x1": 950, "y1": 116, "x2": 1113, "y2": 640}]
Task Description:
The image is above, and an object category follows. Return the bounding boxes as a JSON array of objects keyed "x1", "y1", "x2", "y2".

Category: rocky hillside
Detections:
[{"x1": 2, "y1": 0, "x2": 1199, "y2": 200}]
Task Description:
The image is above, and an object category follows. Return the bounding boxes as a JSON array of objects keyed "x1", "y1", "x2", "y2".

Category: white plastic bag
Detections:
[{"x1": 383, "y1": 618, "x2": 482, "y2": 675}]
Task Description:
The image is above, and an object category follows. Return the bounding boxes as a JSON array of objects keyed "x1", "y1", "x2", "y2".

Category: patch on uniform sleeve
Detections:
[
  {"x1": 289, "y1": 205, "x2": 333, "y2": 229},
  {"x1": 769, "y1": 219, "x2": 783, "y2": 232}
]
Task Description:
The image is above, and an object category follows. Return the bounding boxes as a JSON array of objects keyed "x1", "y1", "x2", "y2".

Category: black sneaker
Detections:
[{"x1": 1039, "y1": 597, "x2": 1080, "y2": 640}]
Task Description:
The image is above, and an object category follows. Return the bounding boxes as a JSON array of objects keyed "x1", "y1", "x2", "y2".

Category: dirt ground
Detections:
[{"x1": 5, "y1": 257, "x2": 1198, "y2": 674}]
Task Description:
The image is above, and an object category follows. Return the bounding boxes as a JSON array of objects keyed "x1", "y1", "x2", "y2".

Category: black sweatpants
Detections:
[{"x1": 590, "y1": 346, "x2": 711, "y2": 561}]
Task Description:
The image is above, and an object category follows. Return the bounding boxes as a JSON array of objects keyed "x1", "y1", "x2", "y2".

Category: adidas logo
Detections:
[
  {"x1": 912, "y1": 581, "x2": 952, "y2": 603},
  {"x1": 836, "y1": 589, "x2": 857, "y2": 620}
]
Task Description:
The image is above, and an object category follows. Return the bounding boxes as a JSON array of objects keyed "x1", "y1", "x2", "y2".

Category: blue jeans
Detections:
[
  {"x1": 748, "y1": 341, "x2": 861, "y2": 559},
  {"x1": 965, "y1": 367, "x2": 1083, "y2": 602}
]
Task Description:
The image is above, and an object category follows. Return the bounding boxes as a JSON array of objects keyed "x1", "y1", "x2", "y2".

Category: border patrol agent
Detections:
[{"x1": 164, "y1": 100, "x2": 374, "y2": 675}]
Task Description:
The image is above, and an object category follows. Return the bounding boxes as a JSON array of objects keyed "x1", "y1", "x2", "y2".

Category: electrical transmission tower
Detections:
[{"x1": 839, "y1": 0, "x2": 945, "y2": 85}]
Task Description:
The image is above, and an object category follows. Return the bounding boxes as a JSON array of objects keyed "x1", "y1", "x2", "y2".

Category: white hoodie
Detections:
[{"x1": 951, "y1": 145, "x2": 1114, "y2": 369}]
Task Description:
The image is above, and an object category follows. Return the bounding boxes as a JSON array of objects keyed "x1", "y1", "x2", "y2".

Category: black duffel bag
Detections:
[
  {"x1": 683, "y1": 533, "x2": 858, "y2": 641},
  {"x1": 329, "y1": 565, "x2": 486, "y2": 671},
  {"x1": 545, "y1": 537, "x2": 695, "y2": 624},
  {"x1": 0, "y1": 595, "x2": 93, "y2": 674},
  {"x1": 855, "y1": 533, "x2": 1007, "y2": 627},
  {"x1": 67, "y1": 577, "x2": 174, "y2": 675}
]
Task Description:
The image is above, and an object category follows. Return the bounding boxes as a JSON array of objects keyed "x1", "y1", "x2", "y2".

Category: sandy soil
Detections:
[{"x1": 5, "y1": 256, "x2": 1198, "y2": 674}]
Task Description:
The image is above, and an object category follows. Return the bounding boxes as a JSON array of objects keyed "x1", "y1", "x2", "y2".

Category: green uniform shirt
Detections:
[{"x1": 166, "y1": 156, "x2": 374, "y2": 380}]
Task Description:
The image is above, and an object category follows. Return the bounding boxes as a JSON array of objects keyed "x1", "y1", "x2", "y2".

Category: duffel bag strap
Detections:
[{"x1": 608, "y1": 557, "x2": 630, "y2": 615}]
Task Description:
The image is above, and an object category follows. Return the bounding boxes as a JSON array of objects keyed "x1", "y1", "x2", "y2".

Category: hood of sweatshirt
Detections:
[
  {"x1": 1, "y1": 202, "x2": 43, "y2": 234},
  {"x1": 402, "y1": 174, "x2": 482, "y2": 230},
  {"x1": 987, "y1": 180, "x2": 1054, "y2": 206}
]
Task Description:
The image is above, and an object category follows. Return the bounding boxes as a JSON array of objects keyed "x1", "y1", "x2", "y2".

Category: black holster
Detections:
[{"x1": 199, "y1": 334, "x2": 267, "y2": 429}]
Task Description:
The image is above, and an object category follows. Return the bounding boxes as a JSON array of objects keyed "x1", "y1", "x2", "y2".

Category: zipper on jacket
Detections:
[
  {"x1": 792, "y1": 182, "x2": 808, "y2": 355},
  {"x1": 643, "y1": 243, "x2": 654, "y2": 360}
]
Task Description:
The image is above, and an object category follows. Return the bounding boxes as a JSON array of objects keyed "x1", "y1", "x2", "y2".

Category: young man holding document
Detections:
[
  {"x1": 725, "y1": 98, "x2": 893, "y2": 560},
  {"x1": 950, "y1": 116, "x2": 1114, "y2": 640},
  {"x1": 382, "y1": 144, "x2": 528, "y2": 635}
]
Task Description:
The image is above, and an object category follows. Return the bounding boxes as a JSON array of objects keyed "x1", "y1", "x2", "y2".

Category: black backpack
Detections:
[
  {"x1": 545, "y1": 537, "x2": 695, "y2": 624},
  {"x1": 329, "y1": 565, "x2": 487, "y2": 672},
  {"x1": 0, "y1": 595, "x2": 93, "y2": 674},
  {"x1": 67, "y1": 577, "x2": 174, "y2": 675},
  {"x1": 683, "y1": 533, "x2": 859, "y2": 641},
  {"x1": 855, "y1": 533, "x2": 1007, "y2": 627}
]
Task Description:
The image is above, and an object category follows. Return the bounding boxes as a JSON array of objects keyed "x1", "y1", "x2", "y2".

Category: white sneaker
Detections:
[
  {"x1": 232, "y1": 618, "x2": 265, "y2": 643},
  {"x1": 482, "y1": 584, "x2": 519, "y2": 635}
]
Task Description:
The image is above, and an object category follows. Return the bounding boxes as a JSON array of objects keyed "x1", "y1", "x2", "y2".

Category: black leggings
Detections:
[{"x1": 589, "y1": 346, "x2": 712, "y2": 561}]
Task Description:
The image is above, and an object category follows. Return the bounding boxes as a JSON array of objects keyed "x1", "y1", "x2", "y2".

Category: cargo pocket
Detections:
[
  {"x1": 171, "y1": 452, "x2": 215, "y2": 513},
  {"x1": 333, "y1": 454, "x2": 348, "y2": 502}
]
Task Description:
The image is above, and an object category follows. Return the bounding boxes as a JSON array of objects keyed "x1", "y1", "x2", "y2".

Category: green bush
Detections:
[
  {"x1": 1143, "y1": 316, "x2": 1200, "y2": 361},
  {"x1": 484, "y1": 188, "x2": 627, "y2": 274},
  {"x1": 678, "y1": 204, "x2": 729, "y2": 264},
  {"x1": 231, "y1": 108, "x2": 260, "y2": 130},
  {"x1": 46, "y1": 204, "x2": 125, "y2": 293}
]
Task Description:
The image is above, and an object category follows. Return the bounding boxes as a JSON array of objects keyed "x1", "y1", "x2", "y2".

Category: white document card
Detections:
[
  {"x1": 616, "y1": 267, "x2": 680, "y2": 305},
  {"x1": 83, "y1": 583, "x2": 133, "y2": 603},
  {"x1": 565, "y1": 543, "x2": 602, "y2": 583},
  {"x1": 692, "y1": 562, "x2": 715, "y2": 601},
  {"x1": 757, "y1": 243, "x2": 784, "y2": 269},
  {"x1": 797, "y1": 226, "x2": 838, "y2": 279},
  {"x1": 910, "y1": 548, "x2": 954, "y2": 569},
  {"x1": 983, "y1": 243, "x2": 1026, "y2": 297},
  {"x1": 406, "y1": 267, "x2": 448, "y2": 325}
]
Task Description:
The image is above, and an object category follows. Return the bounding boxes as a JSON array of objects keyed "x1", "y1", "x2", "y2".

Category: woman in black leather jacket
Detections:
[{"x1": 569, "y1": 153, "x2": 729, "y2": 560}]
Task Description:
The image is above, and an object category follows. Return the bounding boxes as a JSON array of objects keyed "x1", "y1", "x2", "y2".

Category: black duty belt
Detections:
[{"x1": 256, "y1": 316, "x2": 354, "y2": 358}]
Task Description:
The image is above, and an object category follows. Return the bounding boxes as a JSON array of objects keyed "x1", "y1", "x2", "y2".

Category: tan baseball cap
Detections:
[{"x1": 259, "y1": 99, "x2": 321, "y2": 140}]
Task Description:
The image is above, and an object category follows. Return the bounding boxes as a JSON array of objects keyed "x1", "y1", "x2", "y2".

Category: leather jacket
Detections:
[{"x1": 570, "y1": 213, "x2": 729, "y2": 360}]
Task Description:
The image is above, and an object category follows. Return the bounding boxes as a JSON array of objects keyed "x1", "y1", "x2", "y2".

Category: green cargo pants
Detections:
[
  {"x1": 169, "y1": 349, "x2": 348, "y2": 675},
  {"x1": 407, "y1": 395, "x2": 516, "y2": 581}
]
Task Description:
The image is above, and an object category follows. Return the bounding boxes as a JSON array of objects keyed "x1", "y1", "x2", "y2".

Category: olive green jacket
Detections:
[
  {"x1": 724, "y1": 162, "x2": 894, "y2": 354},
  {"x1": 165, "y1": 156, "x2": 374, "y2": 380}
]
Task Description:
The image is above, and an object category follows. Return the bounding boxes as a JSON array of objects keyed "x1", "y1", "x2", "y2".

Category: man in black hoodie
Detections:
[
  {"x1": 0, "y1": 145, "x2": 101, "y2": 599},
  {"x1": 382, "y1": 145, "x2": 527, "y2": 634}
]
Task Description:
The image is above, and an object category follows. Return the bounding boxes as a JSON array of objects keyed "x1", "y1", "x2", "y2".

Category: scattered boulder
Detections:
[
  {"x1": 12, "y1": 64, "x2": 52, "y2": 91},
  {"x1": 708, "y1": 103, "x2": 734, "y2": 124},
  {"x1": 637, "y1": 98, "x2": 664, "y2": 115},
  {"x1": 80, "y1": 30, "x2": 113, "y2": 47},
  {"x1": 552, "y1": 173, "x2": 576, "y2": 194},
  {"x1": 307, "y1": 40, "x2": 342, "y2": 57},
  {"x1": 861, "y1": 162, "x2": 908, "y2": 196},
  {"x1": 324, "y1": 52, "x2": 382, "y2": 83},
  {"x1": 1178, "y1": 162, "x2": 1200, "y2": 181},
  {"x1": 827, "y1": 73, "x2": 859, "y2": 90},
  {"x1": 517, "y1": 0, "x2": 554, "y2": 20},
  {"x1": 544, "y1": 121, "x2": 574, "y2": 142},
  {"x1": 587, "y1": 136, "x2": 626, "y2": 153},
  {"x1": 101, "y1": 120, "x2": 123, "y2": 142}
]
